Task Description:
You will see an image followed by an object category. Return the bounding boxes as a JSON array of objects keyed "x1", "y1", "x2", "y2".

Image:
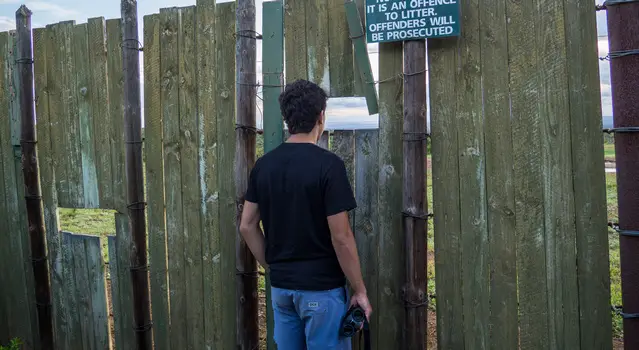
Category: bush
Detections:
[{"x1": 0, "y1": 338, "x2": 21, "y2": 350}]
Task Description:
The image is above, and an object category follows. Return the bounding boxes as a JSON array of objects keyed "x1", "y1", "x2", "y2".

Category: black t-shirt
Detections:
[{"x1": 245, "y1": 142, "x2": 357, "y2": 291}]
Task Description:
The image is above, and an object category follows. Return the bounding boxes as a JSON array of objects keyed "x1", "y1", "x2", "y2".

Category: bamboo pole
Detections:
[
  {"x1": 120, "y1": 1, "x2": 152, "y2": 349},
  {"x1": 235, "y1": 0, "x2": 259, "y2": 348},
  {"x1": 15, "y1": 6, "x2": 54, "y2": 349}
]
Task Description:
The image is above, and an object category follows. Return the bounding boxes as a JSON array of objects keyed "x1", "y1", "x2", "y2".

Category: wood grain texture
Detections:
[
  {"x1": 0, "y1": 32, "x2": 8, "y2": 342},
  {"x1": 216, "y1": 3, "x2": 238, "y2": 348},
  {"x1": 114, "y1": 214, "x2": 135, "y2": 348},
  {"x1": 318, "y1": 131, "x2": 329, "y2": 150},
  {"x1": 376, "y1": 41, "x2": 404, "y2": 350},
  {"x1": 353, "y1": 130, "x2": 379, "y2": 350},
  {"x1": 106, "y1": 19, "x2": 126, "y2": 213},
  {"x1": 195, "y1": 1, "x2": 220, "y2": 348},
  {"x1": 60, "y1": 231, "x2": 82, "y2": 349},
  {"x1": 143, "y1": 12, "x2": 170, "y2": 350},
  {"x1": 84, "y1": 234, "x2": 109, "y2": 350},
  {"x1": 479, "y1": 0, "x2": 518, "y2": 347},
  {"x1": 284, "y1": 0, "x2": 306, "y2": 82},
  {"x1": 87, "y1": 17, "x2": 113, "y2": 209},
  {"x1": 332, "y1": 130, "x2": 355, "y2": 192},
  {"x1": 178, "y1": 6, "x2": 205, "y2": 349},
  {"x1": 427, "y1": 36, "x2": 465, "y2": 350},
  {"x1": 107, "y1": 235, "x2": 123, "y2": 350},
  {"x1": 537, "y1": 0, "x2": 580, "y2": 347},
  {"x1": 506, "y1": 0, "x2": 549, "y2": 347},
  {"x1": 73, "y1": 23, "x2": 100, "y2": 208},
  {"x1": 344, "y1": 2, "x2": 377, "y2": 115},
  {"x1": 563, "y1": 0, "x2": 612, "y2": 347},
  {"x1": 70, "y1": 234, "x2": 94, "y2": 349},
  {"x1": 353, "y1": 0, "x2": 366, "y2": 97},
  {"x1": 327, "y1": 0, "x2": 354, "y2": 97},
  {"x1": 160, "y1": 7, "x2": 187, "y2": 349},
  {"x1": 306, "y1": 0, "x2": 330, "y2": 92}
]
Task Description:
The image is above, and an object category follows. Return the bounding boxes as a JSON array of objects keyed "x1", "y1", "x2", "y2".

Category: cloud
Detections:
[
  {"x1": 0, "y1": 16, "x2": 15, "y2": 31},
  {"x1": 25, "y1": 1, "x2": 79, "y2": 19}
]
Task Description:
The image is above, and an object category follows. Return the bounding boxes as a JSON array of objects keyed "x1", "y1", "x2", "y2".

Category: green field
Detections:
[{"x1": 605, "y1": 143, "x2": 616, "y2": 161}]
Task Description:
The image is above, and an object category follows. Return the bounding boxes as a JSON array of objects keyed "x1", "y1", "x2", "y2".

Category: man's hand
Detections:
[{"x1": 350, "y1": 291, "x2": 372, "y2": 321}]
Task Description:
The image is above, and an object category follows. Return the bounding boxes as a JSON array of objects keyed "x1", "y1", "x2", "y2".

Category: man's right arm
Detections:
[{"x1": 327, "y1": 212, "x2": 366, "y2": 295}]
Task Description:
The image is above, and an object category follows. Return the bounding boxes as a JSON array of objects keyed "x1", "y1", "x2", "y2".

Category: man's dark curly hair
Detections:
[{"x1": 279, "y1": 79, "x2": 328, "y2": 134}]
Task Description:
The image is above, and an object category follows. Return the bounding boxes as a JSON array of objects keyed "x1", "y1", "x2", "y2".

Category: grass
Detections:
[
  {"x1": 604, "y1": 143, "x2": 616, "y2": 161},
  {"x1": 56, "y1": 139, "x2": 621, "y2": 341}
]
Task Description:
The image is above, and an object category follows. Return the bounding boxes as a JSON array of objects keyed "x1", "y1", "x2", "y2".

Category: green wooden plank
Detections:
[
  {"x1": 479, "y1": 0, "x2": 518, "y2": 347},
  {"x1": 344, "y1": 2, "x2": 378, "y2": 115},
  {"x1": 215, "y1": 3, "x2": 237, "y2": 347},
  {"x1": 114, "y1": 213, "x2": 135, "y2": 348},
  {"x1": 73, "y1": 23, "x2": 100, "y2": 209},
  {"x1": 506, "y1": 0, "x2": 549, "y2": 347},
  {"x1": 1, "y1": 31, "x2": 34, "y2": 345},
  {"x1": 352, "y1": 0, "x2": 366, "y2": 97},
  {"x1": 353, "y1": 130, "x2": 379, "y2": 350},
  {"x1": 87, "y1": 17, "x2": 112, "y2": 209},
  {"x1": 427, "y1": 37, "x2": 465, "y2": 350},
  {"x1": 284, "y1": 0, "x2": 307, "y2": 82},
  {"x1": 194, "y1": 1, "x2": 219, "y2": 348},
  {"x1": 159, "y1": 7, "x2": 187, "y2": 349},
  {"x1": 59, "y1": 21, "x2": 84, "y2": 209},
  {"x1": 71, "y1": 234, "x2": 94, "y2": 349},
  {"x1": 306, "y1": 0, "x2": 330, "y2": 92},
  {"x1": 376, "y1": 41, "x2": 404, "y2": 350},
  {"x1": 60, "y1": 231, "x2": 83, "y2": 349},
  {"x1": 47, "y1": 23, "x2": 71, "y2": 208},
  {"x1": 107, "y1": 235, "x2": 123, "y2": 350},
  {"x1": 0, "y1": 32, "x2": 8, "y2": 341},
  {"x1": 454, "y1": 0, "x2": 489, "y2": 346},
  {"x1": 563, "y1": 0, "x2": 613, "y2": 347},
  {"x1": 143, "y1": 12, "x2": 169, "y2": 350},
  {"x1": 34, "y1": 26, "x2": 67, "y2": 348},
  {"x1": 106, "y1": 19, "x2": 126, "y2": 213},
  {"x1": 537, "y1": 0, "x2": 580, "y2": 347},
  {"x1": 84, "y1": 234, "x2": 109, "y2": 350},
  {"x1": 262, "y1": 3, "x2": 283, "y2": 348},
  {"x1": 327, "y1": 0, "x2": 354, "y2": 97},
  {"x1": 178, "y1": 6, "x2": 205, "y2": 348}
]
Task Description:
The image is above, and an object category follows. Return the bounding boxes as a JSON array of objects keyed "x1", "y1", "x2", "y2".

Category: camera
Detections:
[{"x1": 340, "y1": 306, "x2": 366, "y2": 337}]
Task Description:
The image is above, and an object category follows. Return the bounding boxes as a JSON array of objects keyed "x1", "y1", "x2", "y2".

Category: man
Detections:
[{"x1": 239, "y1": 79, "x2": 372, "y2": 349}]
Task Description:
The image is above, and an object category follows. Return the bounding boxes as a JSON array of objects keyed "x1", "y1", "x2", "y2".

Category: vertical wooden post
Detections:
[
  {"x1": 403, "y1": 38, "x2": 427, "y2": 349},
  {"x1": 236, "y1": 0, "x2": 259, "y2": 348},
  {"x1": 606, "y1": 1, "x2": 639, "y2": 349},
  {"x1": 262, "y1": 1, "x2": 284, "y2": 348},
  {"x1": 120, "y1": 1, "x2": 152, "y2": 349},
  {"x1": 15, "y1": 6, "x2": 54, "y2": 349}
]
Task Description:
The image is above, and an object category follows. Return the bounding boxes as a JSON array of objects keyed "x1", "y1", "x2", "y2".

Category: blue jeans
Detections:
[{"x1": 271, "y1": 286, "x2": 352, "y2": 350}]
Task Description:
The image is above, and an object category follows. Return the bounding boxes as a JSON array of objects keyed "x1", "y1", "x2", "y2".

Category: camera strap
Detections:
[{"x1": 358, "y1": 318, "x2": 371, "y2": 350}]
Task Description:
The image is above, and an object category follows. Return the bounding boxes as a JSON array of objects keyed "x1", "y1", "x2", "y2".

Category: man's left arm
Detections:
[{"x1": 239, "y1": 200, "x2": 268, "y2": 269}]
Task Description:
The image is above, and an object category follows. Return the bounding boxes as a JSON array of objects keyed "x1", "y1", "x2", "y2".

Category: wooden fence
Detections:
[{"x1": 0, "y1": 0, "x2": 613, "y2": 349}]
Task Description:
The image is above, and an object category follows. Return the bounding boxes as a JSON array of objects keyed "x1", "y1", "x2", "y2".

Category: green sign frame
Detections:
[{"x1": 365, "y1": 0, "x2": 461, "y2": 43}]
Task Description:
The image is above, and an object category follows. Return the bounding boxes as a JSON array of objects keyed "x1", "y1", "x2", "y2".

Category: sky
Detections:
[{"x1": 0, "y1": 0, "x2": 613, "y2": 129}]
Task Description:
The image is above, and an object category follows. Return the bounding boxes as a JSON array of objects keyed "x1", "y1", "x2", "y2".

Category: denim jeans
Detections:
[{"x1": 271, "y1": 286, "x2": 352, "y2": 350}]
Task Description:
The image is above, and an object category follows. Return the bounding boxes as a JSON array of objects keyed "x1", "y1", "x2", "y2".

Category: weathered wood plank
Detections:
[
  {"x1": 178, "y1": 6, "x2": 205, "y2": 348},
  {"x1": 506, "y1": 0, "x2": 549, "y2": 346},
  {"x1": 60, "y1": 231, "x2": 82, "y2": 349},
  {"x1": 61, "y1": 22, "x2": 84, "y2": 209},
  {"x1": 0, "y1": 32, "x2": 8, "y2": 338},
  {"x1": 427, "y1": 36, "x2": 464, "y2": 350},
  {"x1": 284, "y1": 0, "x2": 307, "y2": 82},
  {"x1": 344, "y1": 2, "x2": 377, "y2": 115},
  {"x1": 331, "y1": 130, "x2": 355, "y2": 192},
  {"x1": 85, "y1": 234, "x2": 109, "y2": 350},
  {"x1": 35, "y1": 26, "x2": 67, "y2": 348},
  {"x1": 455, "y1": 0, "x2": 489, "y2": 346},
  {"x1": 143, "y1": 12, "x2": 169, "y2": 350},
  {"x1": 73, "y1": 23, "x2": 100, "y2": 208},
  {"x1": 306, "y1": 0, "x2": 330, "y2": 91},
  {"x1": 353, "y1": 0, "x2": 366, "y2": 96},
  {"x1": 195, "y1": 1, "x2": 219, "y2": 348},
  {"x1": 318, "y1": 131, "x2": 329, "y2": 150},
  {"x1": 327, "y1": 0, "x2": 354, "y2": 97},
  {"x1": 261, "y1": 3, "x2": 283, "y2": 347},
  {"x1": 479, "y1": 0, "x2": 518, "y2": 347},
  {"x1": 563, "y1": 0, "x2": 613, "y2": 347},
  {"x1": 87, "y1": 17, "x2": 113, "y2": 209},
  {"x1": 216, "y1": 3, "x2": 238, "y2": 347},
  {"x1": 353, "y1": 130, "x2": 379, "y2": 350},
  {"x1": 107, "y1": 235, "x2": 123, "y2": 350},
  {"x1": 106, "y1": 19, "x2": 126, "y2": 213},
  {"x1": 114, "y1": 213, "x2": 135, "y2": 348},
  {"x1": 9, "y1": 31, "x2": 20, "y2": 148},
  {"x1": 49, "y1": 22, "x2": 72, "y2": 208},
  {"x1": 376, "y1": 41, "x2": 404, "y2": 350},
  {"x1": 160, "y1": 7, "x2": 187, "y2": 349},
  {"x1": 71, "y1": 234, "x2": 94, "y2": 349},
  {"x1": 537, "y1": 0, "x2": 580, "y2": 347}
]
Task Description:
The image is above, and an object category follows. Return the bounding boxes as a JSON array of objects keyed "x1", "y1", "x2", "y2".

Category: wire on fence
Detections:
[
  {"x1": 129, "y1": 264, "x2": 150, "y2": 272},
  {"x1": 122, "y1": 38, "x2": 143, "y2": 52},
  {"x1": 236, "y1": 124, "x2": 263, "y2": 135},
  {"x1": 402, "y1": 211, "x2": 434, "y2": 221},
  {"x1": 612, "y1": 305, "x2": 639, "y2": 319},
  {"x1": 366, "y1": 69, "x2": 428, "y2": 85},
  {"x1": 608, "y1": 222, "x2": 639, "y2": 237},
  {"x1": 236, "y1": 270, "x2": 260, "y2": 278},
  {"x1": 127, "y1": 201, "x2": 147, "y2": 211},
  {"x1": 600, "y1": 49, "x2": 639, "y2": 61},
  {"x1": 603, "y1": 127, "x2": 639, "y2": 134},
  {"x1": 235, "y1": 30, "x2": 263, "y2": 40},
  {"x1": 15, "y1": 57, "x2": 34, "y2": 64},
  {"x1": 132, "y1": 322, "x2": 154, "y2": 333}
]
